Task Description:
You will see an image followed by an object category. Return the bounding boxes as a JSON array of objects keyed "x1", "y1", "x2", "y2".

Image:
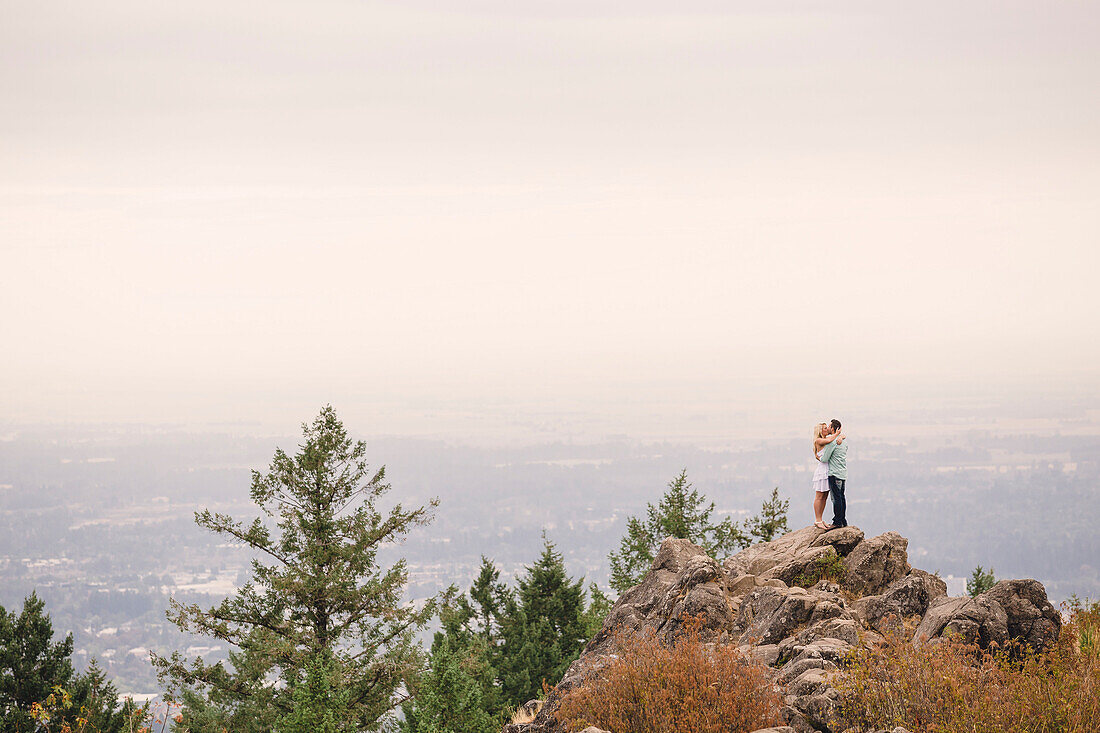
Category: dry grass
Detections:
[
  {"x1": 833, "y1": 601, "x2": 1100, "y2": 733},
  {"x1": 556, "y1": 619, "x2": 784, "y2": 733},
  {"x1": 509, "y1": 699, "x2": 543, "y2": 724}
]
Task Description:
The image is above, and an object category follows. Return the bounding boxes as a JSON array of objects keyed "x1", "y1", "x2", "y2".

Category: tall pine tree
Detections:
[
  {"x1": 153, "y1": 406, "x2": 438, "y2": 732},
  {"x1": 497, "y1": 541, "x2": 587, "y2": 706},
  {"x1": 0, "y1": 592, "x2": 73, "y2": 733}
]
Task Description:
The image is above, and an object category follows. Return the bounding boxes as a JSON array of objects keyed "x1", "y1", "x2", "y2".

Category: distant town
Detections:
[{"x1": 2, "y1": 404, "x2": 1098, "y2": 697}]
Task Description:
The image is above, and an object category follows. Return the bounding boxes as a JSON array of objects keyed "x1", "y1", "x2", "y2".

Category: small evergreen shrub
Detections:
[
  {"x1": 793, "y1": 552, "x2": 847, "y2": 588},
  {"x1": 556, "y1": 619, "x2": 784, "y2": 733},
  {"x1": 966, "y1": 565, "x2": 996, "y2": 596}
]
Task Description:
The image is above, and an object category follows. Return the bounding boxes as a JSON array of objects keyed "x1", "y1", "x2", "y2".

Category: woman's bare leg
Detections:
[{"x1": 814, "y1": 492, "x2": 828, "y2": 526}]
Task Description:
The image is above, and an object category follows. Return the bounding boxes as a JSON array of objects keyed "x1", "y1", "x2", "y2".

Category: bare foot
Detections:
[{"x1": 814, "y1": 520, "x2": 827, "y2": 530}]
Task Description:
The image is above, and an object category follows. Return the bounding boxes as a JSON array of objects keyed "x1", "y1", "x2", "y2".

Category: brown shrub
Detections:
[
  {"x1": 834, "y1": 602, "x2": 1100, "y2": 733},
  {"x1": 555, "y1": 619, "x2": 784, "y2": 733}
]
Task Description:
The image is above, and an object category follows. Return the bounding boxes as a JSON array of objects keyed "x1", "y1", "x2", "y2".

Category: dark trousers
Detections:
[{"x1": 829, "y1": 476, "x2": 847, "y2": 527}]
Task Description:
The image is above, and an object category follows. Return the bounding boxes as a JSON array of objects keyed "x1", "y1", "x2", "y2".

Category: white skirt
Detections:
[{"x1": 813, "y1": 460, "x2": 830, "y2": 493}]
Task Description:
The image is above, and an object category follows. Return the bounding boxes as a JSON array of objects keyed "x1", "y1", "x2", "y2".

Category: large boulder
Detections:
[
  {"x1": 809, "y1": 525, "x2": 866, "y2": 555},
  {"x1": 790, "y1": 687, "x2": 840, "y2": 732},
  {"x1": 734, "y1": 585, "x2": 819, "y2": 646},
  {"x1": 777, "y1": 617, "x2": 861, "y2": 659},
  {"x1": 913, "y1": 595, "x2": 1009, "y2": 648},
  {"x1": 982, "y1": 579, "x2": 1062, "y2": 652},
  {"x1": 912, "y1": 579, "x2": 1062, "y2": 653},
  {"x1": 760, "y1": 545, "x2": 839, "y2": 587},
  {"x1": 649, "y1": 552, "x2": 738, "y2": 644},
  {"x1": 842, "y1": 531, "x2": 911, "y2": 596},
  {"x1": 724, "y1": 526, "x2": 865, "y2": 582},
  {"x1": 853, "y1": 569, "x2": 948, "y2": 633},
  {"x1": 591, "y1": 537, "x2": 734, "y2": 656}
]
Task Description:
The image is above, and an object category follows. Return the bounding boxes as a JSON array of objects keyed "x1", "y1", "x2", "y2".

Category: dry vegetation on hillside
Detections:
[{"x1": 556, "y1": 619, "x2": 784, "y2": 733}]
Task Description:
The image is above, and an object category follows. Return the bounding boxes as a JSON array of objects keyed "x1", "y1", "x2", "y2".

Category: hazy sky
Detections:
[{"x1": 2, "y1": 1, "x2": 1098, "y2": 432}]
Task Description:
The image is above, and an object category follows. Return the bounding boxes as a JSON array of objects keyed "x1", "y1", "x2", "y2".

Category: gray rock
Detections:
[
  {"x1": 500, "y1": 528, "x2": 1062, "y2": 733},
  {"x1": 778, "y1": 618, "x2": 861, "y2": 660},
  {"x1": 517, "y1": 699, "x2": 543, "y2": 718},
  {"x1": 725, "y1": 526, "x2": 866, "y2": 594},
  {"x1": 842, "y1": 531, "x2": 911, "y2": 596},
  {"x1": 589, "y1": 537, "x2": 722, "y2": 656},
  {"x1": 729, "y1": 573, "x2": 759, "y2": 596},
  {"x1": 649, "y1": 552, "x2": 738, "y2": 644},
  {"x1": 740, "y1": 642, "x2": 782, "y2": 667},
  {"x1": 791, "y1": 689, "x2": 839, "y2": 732},
  {"x1": 761, "y1": 545, "x2": 839, "y2": 586},
  {"x1": 809, "y1": 525, "x2": 865, "y2": 555},
  {"x1": 809, "y1": 599, "x2": 846, "y2": 624},
  {"x1": 776, "y1": 655, "x2": 838, "y2": 686},
  {"x1": 735, "y1": 585, "x2": 819, "y2": 645},
  {"x1": 913, "y1": 594, "x2": 1009, "y2": 648},
  {"x1": 725, "y1": 526, "x2": 826, "y2": 577},
  {"x1": 788, "y1": 667, "x2": 832, "y2": 697},
  {"x1": 786, "y1": 637, "x2": 854, "y2": 666},
  {"x1": 854, "y1": 569, "x2": 947, "y2": 633},
  {"x1": 982, "y1": 579, "x2": 1062, "y2": 652},
  {"x1": 782, "y1": 705, "x2": 816, "y2": 733}
]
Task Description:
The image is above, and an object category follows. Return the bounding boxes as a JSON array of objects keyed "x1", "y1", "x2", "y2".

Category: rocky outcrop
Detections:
[
  {"x1": 504, "y1": 527, "x2": 1061, "y2": 733},
  {"x1": 913, "y1": 578, "x2": 1062, "y2": 653},
  {"x1": 983, "y1": 579, "x2": 1062, "y2": 651},
  {"x1": 587, "y1": 537, "x2": 738, "y2": 657}
]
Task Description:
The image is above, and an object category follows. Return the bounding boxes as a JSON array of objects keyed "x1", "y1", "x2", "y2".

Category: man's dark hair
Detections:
[{"x1": 830, "y1": 419, "x2": 842, "y2": 431}]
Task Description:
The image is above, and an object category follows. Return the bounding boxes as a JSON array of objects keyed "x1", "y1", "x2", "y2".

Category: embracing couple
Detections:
[{"x1": 812, "y1": 419, "x2": 848, "y2": 530}]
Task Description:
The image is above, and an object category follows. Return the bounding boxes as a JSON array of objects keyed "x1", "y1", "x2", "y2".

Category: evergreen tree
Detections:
[
  {"x1": 68, "y1": 660, "x2": 148, "y2": 733},
  {"x1": 0, "y1": 594, "x2": 146, "y2": 733},
  {"x1": 967, "y1": 565, "x2": 997, "y2": 597},
  {"x1": 434, "y1": 581, "x2": 507, "y2": 718},
  {"x1": 404, "y1": 551, "x2": 609, "y2": 727},
  {"x1": 608, "y1": 473, "x2": 791, "y2": 593},
  {"x1": 0, "y1": 592, "x2": 74, "y2": 732},
  {"x1": 400, "y1": 638, "x2": 496, "y2": 733},
  {"x1": 744, "y1": 488, "x2": 790, "y2": 543},
  {"x1": 581, "y1": 584, "x2": 611, "y2": 641},
  {"x1": 608, "y1": 470, "x2": 747, "y2": 593},
  {"x1": 276, "y1": 652, "x2": 351, "y2": 733},
  {"x1": 466, "y1": 558, "x2": 507, "y2": 645},
  {"x1": 497, "y1": 541, "x2": 587, "y2": 706},
  {"x1": 153, "y1": 406, "x2": 439, "y2": 732}
]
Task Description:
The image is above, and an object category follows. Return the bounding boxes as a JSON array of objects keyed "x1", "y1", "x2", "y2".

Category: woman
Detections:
[{"x1": 812, "y1": 422, "x2": 844, "y2": 530}]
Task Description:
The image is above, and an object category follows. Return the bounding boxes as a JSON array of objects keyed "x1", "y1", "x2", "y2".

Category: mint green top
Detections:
[{"x1": 820, "y1": 439, "x2": 848, "y2": 480}]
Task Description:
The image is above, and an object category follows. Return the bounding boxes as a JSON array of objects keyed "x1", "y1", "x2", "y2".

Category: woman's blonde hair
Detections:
[{"x1": 813, "y1": 422, "x2": 827, "y2": 440}]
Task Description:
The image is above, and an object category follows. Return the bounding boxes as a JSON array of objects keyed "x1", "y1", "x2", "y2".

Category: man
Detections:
[{"x1": 819, "y1": 419, "x2": 848, "y2": 528}]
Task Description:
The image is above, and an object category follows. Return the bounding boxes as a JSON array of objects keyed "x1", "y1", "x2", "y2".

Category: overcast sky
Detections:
[{"x1": 2, "y1": 1, "x2": 1098, "y2": 433}]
